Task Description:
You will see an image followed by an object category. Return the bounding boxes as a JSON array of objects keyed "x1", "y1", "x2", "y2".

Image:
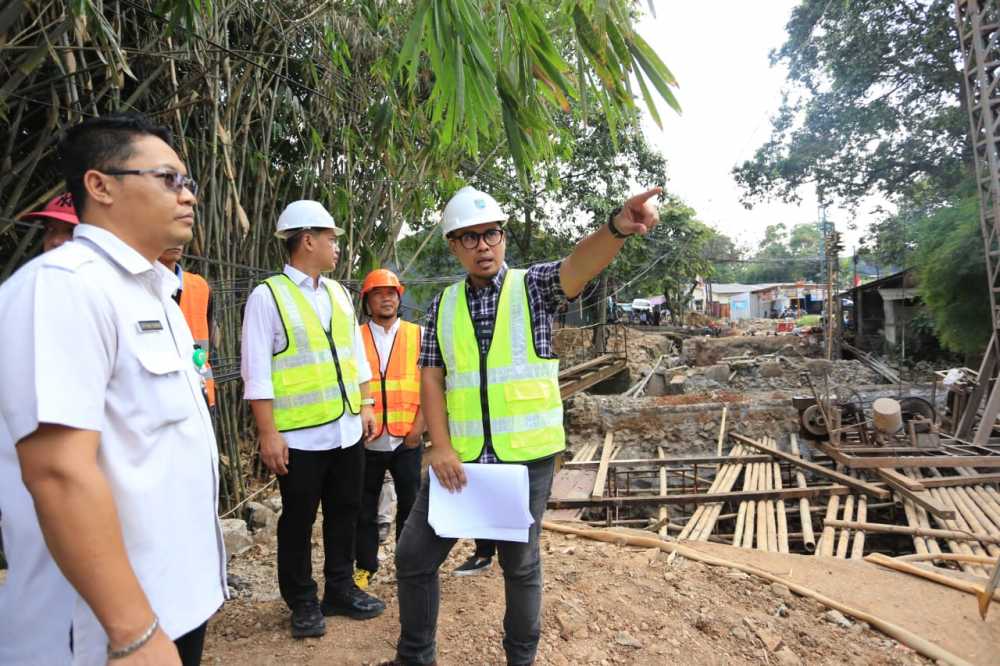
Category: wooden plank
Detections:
[
  {"x1": 560, "y1": 360, "x2": 627, "y2": 398},
  {"x1": 716, "y1": 406, "x2": 728, "y2": 458},
  {"x1": 828, "y1": 452, "x2": 1000, "y2": 469},
  {"x1": 558, "y1": 353, "x2": 617, "y2": 378},
  {"x1": 591, "y1": 432, "x2": 614, "y2": 499},
  {"x1": 876, "y1": 468, "x2": 926, "y2": 491},
  {"x1": 878, "y1": 473, "x2": 956, "y2": 520},
  {"x1": 549, "y1": 484, "x2": 856, "y2": 509},
  {"x1": 545, "y1": 467, "x2": 598, "y2": 521},
  {"x1": 731, "y1": 433, "x2": 889, "y2": 499}
]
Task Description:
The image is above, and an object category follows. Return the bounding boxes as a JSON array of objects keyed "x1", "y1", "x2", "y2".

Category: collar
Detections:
[
  {"x1": 74, "y1": 224, "x2": 155, "y2": 276},
  {"x1": 466, "y1": 262, "x2": 507, "y2": 293},
  {"x1": 73, "y1": 224, "x2": 180, "y2": 299},
  {"x1": 283, "y1": 263, "x2": 321, "y2": 289},
  {"x1": 368, "y1": 318, "x2": 400, "y2": 336}
]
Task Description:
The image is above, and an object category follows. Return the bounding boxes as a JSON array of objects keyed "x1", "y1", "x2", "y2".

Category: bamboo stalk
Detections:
[
  {"x1": 865, "y1": 553, "x2": 1000, "y2": 602},
  {"x1": 850, "y1": 492, "x2": 868, "y2": 560},
  {"x1": 756, "y1": 458, "x2": 771, "y2": 552},
  {"x1": 836, "y1": 495, "x2": 856, "y2": 559},
  {"x1": 817, "y1": 495, "x2": 840, "y2": 558},
  {"x1": 789, "y1": 435, "x2": 816, "y2": 553},
  {"x1": 739, "y1": 461, "x2": 759, "y2": 549},
  {"x1": 824, "y1": 519, "x2": 1000, "y2": 545}
]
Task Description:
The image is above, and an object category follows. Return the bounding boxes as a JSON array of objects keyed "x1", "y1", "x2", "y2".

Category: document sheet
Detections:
[{"x1": 429, "y1": 463, "x2": 534, "y2": 542}]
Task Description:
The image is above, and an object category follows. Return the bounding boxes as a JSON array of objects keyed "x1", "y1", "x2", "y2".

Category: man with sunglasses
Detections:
[
  {"x1": 389, "y1": 184, "x2": 661, "y2": 666},
  {"x1": 0, "y1": 113, "x2": 226, "y2": 665},
  {"x1": 241, "y1": 200, "x2": 385, "y2": 639}
]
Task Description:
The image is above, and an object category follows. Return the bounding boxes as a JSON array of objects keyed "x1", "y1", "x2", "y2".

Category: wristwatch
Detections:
[
  {"x1": 360, "y1": 397, "x2": 375, "y2": 406},
  {"x1": 607, "y1": 207, "x2": 630, "y2": 239}
]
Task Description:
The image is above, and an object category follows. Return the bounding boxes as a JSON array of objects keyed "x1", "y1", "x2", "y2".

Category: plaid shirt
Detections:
[{"x1": 419, "y1": 261, "x2": 571, "y2": 463}]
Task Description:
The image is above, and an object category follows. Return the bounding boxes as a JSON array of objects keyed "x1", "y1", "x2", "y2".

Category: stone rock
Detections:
[
  {"x1": 823, "y1": 609, "x2": 852, "y2": 629},
  {"x1": 702, "y1": 363, "x2": 731, "y2": 384},
  {"x1": 770, "y1": 582, "x2": 794, "y2": 601},
  {"x1": 261, "y1": 496, "x2": 283, "y2": 514},
  {"x1": 774, "y1": 647, "x2": 802, "y2": 666},
  {"x1": 614, "y1": 631, "x2": 642, "y2": 649},
  {"x1": 753, "y1": 625, "x2": 784, "y2": 652},
  {"x1": 221, "y1": 518, "x2": 253, "y2": 559},
  {"x1": 556, "y1": 612, "x2": 586, "y2": 640},
  {"x1": 774, "y1": 603, "x2": 790, "y2": 618},
  {"x1": 246, "y1": 501, "x2": 278, "y2": 531},
  {"x1": 760, "y1": 362, "x2": 784, "y2": 378}
]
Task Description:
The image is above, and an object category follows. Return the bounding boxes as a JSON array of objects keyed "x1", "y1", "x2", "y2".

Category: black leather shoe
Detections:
[
  {"x1": 290, "y1": 601, "x2": 326, "y2": 638},
  {"x1": 321, "y1": 584, "x2": 386, "y2": 620}
]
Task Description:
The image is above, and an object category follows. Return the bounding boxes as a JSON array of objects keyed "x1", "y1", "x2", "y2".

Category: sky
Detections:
[{"x1": 634, "y1": 1, "x2": 885, "y2": 254}]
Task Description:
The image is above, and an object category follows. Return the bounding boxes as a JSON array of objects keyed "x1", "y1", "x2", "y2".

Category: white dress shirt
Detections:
[
  {"x1": 365, "y1": 319, "x2": 405, "y2": 453},
  {"x1": 0, "y1": 224, "x2": 227, "y2": 664},
  {"x1": 241, "y1": 264, "x2": 372, "y2": 451}
]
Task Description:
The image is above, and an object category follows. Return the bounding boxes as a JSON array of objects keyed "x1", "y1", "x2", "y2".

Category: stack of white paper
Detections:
[{"x1": 429, "y1": 463, "x2": 535, "y2": 542}]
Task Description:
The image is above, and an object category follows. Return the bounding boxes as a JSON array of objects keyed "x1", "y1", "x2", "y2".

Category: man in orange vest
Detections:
[
  {"x1": 158, "y1": 245, "x2": 216, "y2": 408},
  {"x1": 355, "y1": 269, "x2": 425, "y2": 589}
]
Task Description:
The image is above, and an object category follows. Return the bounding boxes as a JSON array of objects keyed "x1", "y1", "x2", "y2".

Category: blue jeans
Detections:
[{"x1": 394, "y1": 457, "x2": 556, "y2": 665}]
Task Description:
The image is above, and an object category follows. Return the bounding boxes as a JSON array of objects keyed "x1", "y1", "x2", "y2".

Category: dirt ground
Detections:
[{"x1": 201, "y1": 521, "x2": 998, "y2": 666}]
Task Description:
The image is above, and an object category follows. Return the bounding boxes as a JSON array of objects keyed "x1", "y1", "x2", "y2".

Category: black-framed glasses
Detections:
[
  {"x1": 101, "y1": 168, "x2": 198, "y2": 196},
  {"x1": 452, "y1": 227, "x2": 504, "y2": 250}
]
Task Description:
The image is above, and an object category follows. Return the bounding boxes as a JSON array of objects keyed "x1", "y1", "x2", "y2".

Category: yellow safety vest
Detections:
[
  {"x1": 264, "y1": 275, "x2": 361, "y2": 432},
  {"x1": 436, "y1": 269, "x2": 565, "y2": 462}
]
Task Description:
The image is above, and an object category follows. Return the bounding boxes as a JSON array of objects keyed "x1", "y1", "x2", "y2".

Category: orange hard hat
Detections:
[{"x1": 361, "y1": 269, "x2": 404, "y2": 298}]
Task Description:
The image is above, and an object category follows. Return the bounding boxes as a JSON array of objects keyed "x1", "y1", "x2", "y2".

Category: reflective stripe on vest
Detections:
[
  {"x1": 437, "y1": 269, "x2": 565, "y2": 462},
  {"x1": 264, "y1": 275, "x2": 361, "y2": 432},
  {"x1": 360, "y1": 320, "x2": 421, "y2": 437},
  {"x1": 179, "y1": 271, "x2": 215, "y2": 407}
]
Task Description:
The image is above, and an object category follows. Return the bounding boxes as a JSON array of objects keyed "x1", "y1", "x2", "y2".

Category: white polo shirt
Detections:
[
  {"x1": 241, "y1": 264, "x2": 372, "y2": 451},
  {"x1": 0, "y1": 224, "x2": 227, "y2": 663}
]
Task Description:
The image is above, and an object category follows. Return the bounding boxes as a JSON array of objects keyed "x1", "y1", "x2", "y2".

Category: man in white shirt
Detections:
[
  {"x1": 0, "y1": 113, "x2": 227, "y2": 665},
  {"x1": 354, "y1": 269, "x2": 425, "y2": 589},
  {"x1": 241, "y1": 200, "x2": 385, "y2": 639}
]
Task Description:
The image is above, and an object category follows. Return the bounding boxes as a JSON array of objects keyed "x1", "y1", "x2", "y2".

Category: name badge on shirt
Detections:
[{"x1": 137, "y1": 320, "x2": 164, "y2": 333}]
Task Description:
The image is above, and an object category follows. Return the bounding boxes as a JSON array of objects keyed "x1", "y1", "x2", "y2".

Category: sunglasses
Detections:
[
  {"x1": 451, "y1": 227, "x2": 504, "y2": 250},
  {"x1": 102, "y1": 168, "x2": 198, "y2": 197}
]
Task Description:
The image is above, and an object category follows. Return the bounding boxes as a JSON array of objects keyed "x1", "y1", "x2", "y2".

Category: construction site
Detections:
[{"x1": 5, "y1": 1, "x2": 1000, "y2": 665}]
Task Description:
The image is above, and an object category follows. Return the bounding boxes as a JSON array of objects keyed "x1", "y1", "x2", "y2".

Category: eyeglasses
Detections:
[
  {"x1": 452, "y1": 227, "x2": 504, "y2": 250},
  {"x1": 101, "y1": 168, "x2": 198, "y2": 197}
]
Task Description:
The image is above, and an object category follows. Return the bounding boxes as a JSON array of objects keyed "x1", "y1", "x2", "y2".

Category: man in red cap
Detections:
[
  {"x1": 354, "y1": 268, "x2": 425, "y2": 590},
  {"x1": 22, "y1": 192, "x2": 80, "y2": 253}
]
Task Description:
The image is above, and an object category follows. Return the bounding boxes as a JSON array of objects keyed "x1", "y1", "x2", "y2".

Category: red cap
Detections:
[{"x1": 22, "y1": 193, "x2": 80, "y2": 225}]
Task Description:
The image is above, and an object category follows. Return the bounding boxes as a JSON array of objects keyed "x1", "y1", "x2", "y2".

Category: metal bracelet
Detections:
[{"x1": 107, "y1": 616, "x2": 159, "y2": 660}]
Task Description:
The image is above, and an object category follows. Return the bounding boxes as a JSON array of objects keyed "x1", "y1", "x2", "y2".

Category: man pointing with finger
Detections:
[
  {"x1": 389, "y1": 185, "x2": 662, "y2": 666},
  {"x1": 241, "y1": 201, "x2": 386, "y2": 639}
]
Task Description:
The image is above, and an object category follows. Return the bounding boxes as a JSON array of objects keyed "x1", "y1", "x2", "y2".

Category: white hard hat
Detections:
[
  {"x1": 441, "y1": 185, "x2": 508, "y2": 238},
  {"x1": 275, "y1": 200, "x2": 345, "y2": 239}
]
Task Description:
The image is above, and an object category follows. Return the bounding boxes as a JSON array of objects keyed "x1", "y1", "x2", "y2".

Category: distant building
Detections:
[{"x1": 690, "y1": 280, "x2": 829, "y2": 320}]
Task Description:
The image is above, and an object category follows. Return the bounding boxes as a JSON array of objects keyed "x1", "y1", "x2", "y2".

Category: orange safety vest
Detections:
[
  {"x1": 178, "y1": 270, "x2": 216, "y2": 407},
  {"x1": 360, "y1": 320, "x2": 421, "y2": 437}
]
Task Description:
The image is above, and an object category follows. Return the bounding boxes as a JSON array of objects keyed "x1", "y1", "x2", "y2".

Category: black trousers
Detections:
[
  {"x1": 175, "y1": 622, "x2": 207, "y2": 666},
  {"x1": 474, "y1": 539, "x2": 497, "y2": 559},
  {"x1": 276, "y1": 442, "x2": 364, "y2": 609},
  {"x1": 356, "y1": 444, "x2": 422, "y2": 573}
]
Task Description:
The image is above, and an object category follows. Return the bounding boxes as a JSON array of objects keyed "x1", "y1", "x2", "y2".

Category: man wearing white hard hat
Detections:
[
  {"x1": 389, "y1": 185, "x2": 662, "y2": 666},
  {"x1": 241, "y1": 200, "x2": 385, "y2": 639}
]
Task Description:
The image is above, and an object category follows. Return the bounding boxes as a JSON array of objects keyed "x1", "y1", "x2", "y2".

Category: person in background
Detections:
[
  {"x1": 158, "y1": 245, "x2": 216, "y2": 408},
  {"x1": 22, "y1": 191, "x2": 80, "y2": 252},
  {"x1": 354, "y1": 269, "x2": 425, "y2": 590},
  {"x1": 241, "y1": 200, "x2": 385, "y2": 639}
]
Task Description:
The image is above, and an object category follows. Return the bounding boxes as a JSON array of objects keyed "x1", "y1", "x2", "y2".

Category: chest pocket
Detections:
[{"x1": 129, "y1": 330, "x2": 193, "y2": 436}]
